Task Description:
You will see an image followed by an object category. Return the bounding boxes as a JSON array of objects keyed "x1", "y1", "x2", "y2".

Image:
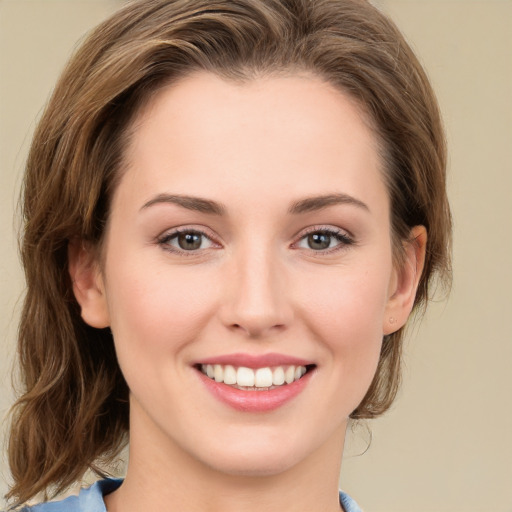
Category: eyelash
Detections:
[
  {"x1": 295, "y1": 226, "x2": 354, "y2": 255},
  {"x1": 157, "y1": 227, "x2": 218, "y2": 257},
  {"x1": 157, "y1": 226, "x2": 354, "y2": 257}
]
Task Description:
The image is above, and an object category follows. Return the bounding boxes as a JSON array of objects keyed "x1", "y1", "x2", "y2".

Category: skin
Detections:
[{"x1": 70, "y1": 72, "x2": 426, "y2": 512}]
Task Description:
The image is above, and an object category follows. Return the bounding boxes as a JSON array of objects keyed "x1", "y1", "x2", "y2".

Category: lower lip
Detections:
[{"x1": 196, "y1": 369, "x2": 313, "y2": 412}]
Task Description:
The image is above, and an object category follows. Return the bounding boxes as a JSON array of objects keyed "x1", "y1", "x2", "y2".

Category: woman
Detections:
[{"x1": 7, "y1": 0, "x2": 451, "y2": 510}]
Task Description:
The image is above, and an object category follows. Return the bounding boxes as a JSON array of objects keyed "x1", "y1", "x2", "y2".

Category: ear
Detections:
[
  {"x1": 383, "y1": 226, "x2": 427, "y2": 335},
  {"x1": 68, "y1": 239, "x2": 110, "y2": 328}
]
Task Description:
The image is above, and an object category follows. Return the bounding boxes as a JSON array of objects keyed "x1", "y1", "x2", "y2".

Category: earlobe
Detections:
[
  {"x1": 384, "y1": 226, "x2": 427, "y2": 335},
  {"x1": 68, "y1": 239, "x2": 110, "y2": 328}
]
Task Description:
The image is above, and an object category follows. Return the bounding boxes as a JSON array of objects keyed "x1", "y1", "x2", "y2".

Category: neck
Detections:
[{"x1": 105, "y1": 402, "x2": 347, "y2": 512}]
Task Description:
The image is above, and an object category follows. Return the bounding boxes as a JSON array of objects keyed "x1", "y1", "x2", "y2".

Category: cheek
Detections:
[
  {"x1": 300, "y1": 264, "x2": 390, "y2": 340},
  {"x1": 297, "y1": 262, "x2": 390, "y2": 396},
  {"x1": 105, "y1": 260, "x2": 219, "y2": 363}
]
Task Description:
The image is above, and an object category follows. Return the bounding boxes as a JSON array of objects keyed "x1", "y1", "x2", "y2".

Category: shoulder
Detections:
[
  {"x1": 339, "y1": 490, "x2": 363, "y2": 512},
  {"x1": 21, "y1": 481, "x2": 357, "y2": 512},
  {"x1": 20, "y1": 479, "x2": 123, "y2": 512}
]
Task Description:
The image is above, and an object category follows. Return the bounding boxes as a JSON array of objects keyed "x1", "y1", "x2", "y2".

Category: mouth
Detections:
[
  {"x1": 192, "y1": 353, "x2": 316, "y2": 411},
  {"x1": 195, "y1": 363, "x2": 316, "y2": 391}
]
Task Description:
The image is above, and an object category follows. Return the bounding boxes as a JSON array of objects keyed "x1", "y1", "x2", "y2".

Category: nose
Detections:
[{"x1": 218, "y1": 245, "x2": 293, "y2": 338}]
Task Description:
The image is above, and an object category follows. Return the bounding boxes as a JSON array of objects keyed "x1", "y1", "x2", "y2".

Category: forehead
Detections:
[{"x1": 117, "y1": 71, "x2": 387, "y2": 217}]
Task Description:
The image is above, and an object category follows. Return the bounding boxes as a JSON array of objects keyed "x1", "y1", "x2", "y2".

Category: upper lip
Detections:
[{"x1": 194, "y1": 352, "x2": 314, "y2": 369}]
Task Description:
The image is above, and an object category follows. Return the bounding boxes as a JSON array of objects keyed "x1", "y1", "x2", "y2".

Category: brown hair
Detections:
[{"x1": 7, "y1": 0, "x2": 451, "y2": 505}]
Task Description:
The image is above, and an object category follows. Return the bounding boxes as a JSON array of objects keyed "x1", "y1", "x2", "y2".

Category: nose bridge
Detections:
[{"x1": 222, "y1": 238, "x2": 292, "y2": 337}]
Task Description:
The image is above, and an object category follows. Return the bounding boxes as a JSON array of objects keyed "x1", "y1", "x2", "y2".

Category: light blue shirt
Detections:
[{"x1": 21, "y1": 479, "x2": 362, "y2": 512}]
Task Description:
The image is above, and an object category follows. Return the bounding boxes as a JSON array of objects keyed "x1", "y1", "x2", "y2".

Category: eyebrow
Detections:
[
  {"x1": 288, "y1": 193, "x2": 369, "y2": 214},
  {"x1": 141, "y1": 194, "x2": 226, "y2": 215},
  {"x1": 140, "y1": 192, "x2": 369, "y2": 215}
]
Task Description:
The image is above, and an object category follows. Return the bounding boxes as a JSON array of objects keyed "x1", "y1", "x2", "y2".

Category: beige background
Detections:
[{"x1": 1, "y1": 0, "x2": 511, "y2": 510}]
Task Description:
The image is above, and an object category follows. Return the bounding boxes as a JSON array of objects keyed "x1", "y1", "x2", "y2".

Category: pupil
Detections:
[
  {"x1": 178, "y1": 232, "x2": 201, "y2": 250},
  {"x1": 308, "y1": 233, "x2": 330, "y2": 250}
]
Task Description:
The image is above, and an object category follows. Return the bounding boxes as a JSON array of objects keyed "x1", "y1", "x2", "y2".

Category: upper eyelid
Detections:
[
  {"x1": 158, "y1": 224, "x2": 351, "y2": 238},
  {"x1": 292, "y1": 226, "x2": 353, "y2": 250},
  {"x1": 156, "y1": 226, "x2": 220, "y2": 252},
  {"x1": 297, "y1": 225, "x2": 352, "y2": 238},
  {"x1": 159, "y1": 225, "x2": 218, "y2": 241}
]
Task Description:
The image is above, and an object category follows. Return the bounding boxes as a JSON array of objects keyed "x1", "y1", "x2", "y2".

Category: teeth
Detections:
[
  {"x1": 214, "y1": 364, "x2": 223, "y2": 382},
  {"x1": 237, "y1": 367, "x2": 255, "y2": 387},
  {"x1": 285, "y1": 366, "x2": 295, "y2": 384},
  {"x1": 223, "y1": 365, "x2": 237, "y2": 385},
  {"x1": 272, "y1": 366, "x2": 285, "y2": 385},
  {"x1": 200, "y1": 364, "x2": 309, "y2": 388},
  {"x1": 255, "y1": 368, "x2": 273, "y2": 387},
  {"x1": 294, "y1": 366, "x2": 307, "y2": 380}
]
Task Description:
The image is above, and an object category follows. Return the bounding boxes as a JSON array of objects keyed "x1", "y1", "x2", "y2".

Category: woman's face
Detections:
[{"x1": 75, "y1": 72, "x2": 418, "y2": 477}]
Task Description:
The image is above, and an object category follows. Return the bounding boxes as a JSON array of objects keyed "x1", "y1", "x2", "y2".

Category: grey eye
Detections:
[
  {"x1": 296, "y1": 229, "x2": 352, "y2": 251},
  {"x1": 177, "y1": 232, "x2": 203, "y2": 250},
  {"x1": 160, "y1": 230, "x2": 215, "y2": 252},
  {"x1": 306, "y1": 232, "x2": 332, "y2": 250}
]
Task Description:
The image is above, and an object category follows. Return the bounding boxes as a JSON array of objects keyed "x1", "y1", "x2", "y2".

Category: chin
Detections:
[
  {"x1": 191, "y1": 429, "x2": 317, "y2": 478},
  {"x1": 205, "y1": 450, "x2": 300, "y2": 478}
]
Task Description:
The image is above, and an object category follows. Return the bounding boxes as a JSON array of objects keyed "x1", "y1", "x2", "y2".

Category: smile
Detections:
[
  {"x1": 199, "y1": 364, "x2": 309, "y2": 390},
  {"x1": 194, "y1": 357, "x2": 316, "y2": 412}
]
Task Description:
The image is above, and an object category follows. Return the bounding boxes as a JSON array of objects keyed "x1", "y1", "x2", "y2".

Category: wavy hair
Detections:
[{"x1": 7, "y1": 0, "x2": 451, "y2": 505}]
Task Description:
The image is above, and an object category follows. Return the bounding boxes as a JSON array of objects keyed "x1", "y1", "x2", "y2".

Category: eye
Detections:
[
  {"x1": 295, "y1": 227, "x2": 354, "y2": 253},
  {"x1": 158, "y1": 228, "x2": 216, "y2": 253}
]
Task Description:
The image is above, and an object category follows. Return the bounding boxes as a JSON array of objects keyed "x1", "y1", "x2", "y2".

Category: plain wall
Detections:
[{"x1": 1, "y1": 0, "x2": 511, "y2": 510}]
